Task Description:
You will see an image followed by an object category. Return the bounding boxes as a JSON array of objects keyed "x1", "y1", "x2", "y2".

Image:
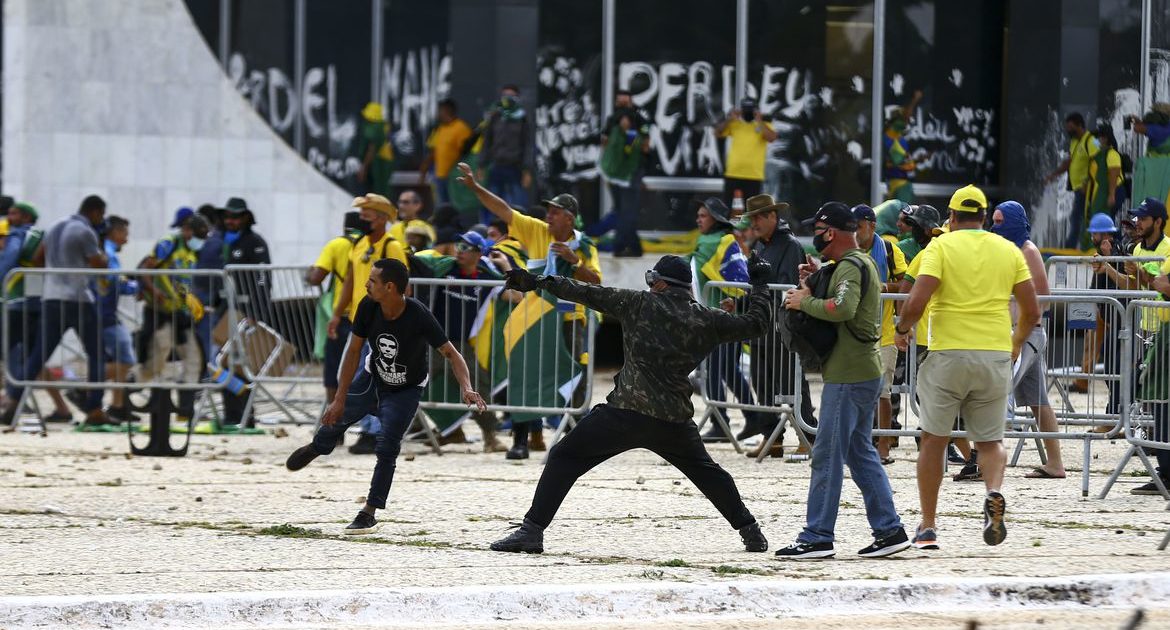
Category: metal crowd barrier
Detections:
[
  {"x1": 1045, "y1": 255, "x2": 1165, "y2": 291},
  {"x1": 2, "y1": 267, "x2": 237, "y2": 456},
  {"x1": 1099, "y1": 299, "x2": 1170, "y2": 503},
  {"x1": 410, "y1": 276, "x2": 596, "y2": 459}
]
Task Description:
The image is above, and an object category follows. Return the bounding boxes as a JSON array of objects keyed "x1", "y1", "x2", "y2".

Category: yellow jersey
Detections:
[
  {"x1": 720, "y1": 119, "x2": 773, "y2": 181},
  {"x1": 509, "y1": 212, "x2": 602, "y2": 322},
  {"x1": 346, "y1": 231, "x2": 408, "y2": 320},
  {"x1": 314, "y1": 236, "x2": 356, "y2": 313},
  {"x1": 915, "y1": 229, "x2": 1031, "y2": 352}
]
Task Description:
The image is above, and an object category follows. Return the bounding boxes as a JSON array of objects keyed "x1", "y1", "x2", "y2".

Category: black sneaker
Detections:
[
  {"x1": 983, "y1": 492, "x2": 1007, "y2": 546},
  {"x1": 701, "y1": 423, "x2": 731, "y2": 443},
  {"x1": 947, "y1": 443, "x2": 966, "y2": 464},
  {"x1": 105, "y1": 406, "x2": 140, "y2": 424},
  {"x1": 1130, "y1": 480, "x2": 1170, "y2": 496},
  {"x1": 858, "y1": 527, "x2": 911, "y2": 558},
  {"x1": 952, "y1": 462, "x2": 982, "y2": 482},
  {"x1": 490, "y1": 519, "x2": 544, "y2": 553},
  {"x1": 505, "y1": 444, "x2": 529, "y2": 460},
  {"x1": 286, "y1": 445, "x2": 320, "y2": 471},
  {"x1": 738, "y1": 521, "x2": 768, "y2": 552},
  {"x1": 774, "y1": 541, "x2": 834, "y2": 559},
  {"x1": 348, "y1": 433, "x2": 377, "y2": 455},
  {"x1": 344, "y1": 511, "x2": 378, "y2": 535}
]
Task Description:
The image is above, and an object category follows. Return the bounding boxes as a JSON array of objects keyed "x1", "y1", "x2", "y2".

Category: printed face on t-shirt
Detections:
[{"x1": 373, "y1": 334, "x2": 406, "y2": 385}]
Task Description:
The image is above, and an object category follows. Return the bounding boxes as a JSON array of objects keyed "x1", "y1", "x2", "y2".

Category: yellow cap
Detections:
[
  {"x1": 361, "y1": 102, "x2": 385, "y2": 123},
  {"x1": 948, "y1": 185, "x2": 988, "y2": 213},
  {"x1": 352, "y1": 194, "x2": 397, "y2": 220}
]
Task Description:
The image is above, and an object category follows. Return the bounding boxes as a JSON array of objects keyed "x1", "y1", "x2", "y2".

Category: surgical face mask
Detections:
[
  {"x1": 355, "y1": 218, "x2": 373, "y2": 234},
  {"x1": 891, "y1": 119, "x2": 907, "y2": 133},
  {"x1": 187, "y1": 237, "x2": 206, "y2": 252},
  {"x1": 812, "y1": 231, "x2": 830, "y2": 253}
]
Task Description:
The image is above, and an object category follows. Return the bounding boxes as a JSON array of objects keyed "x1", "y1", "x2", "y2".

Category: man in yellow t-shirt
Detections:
[
  {"x1": 456, "y1": 161, "x2": 601, "y2": 457},
  {"x1": 420, "y1": 99, "x2": 473, "y2": 205},
  {"x1": 715, "y1": 97, "x2": 777, "y2": 204},
  {"x1": 1138, "y1": 198, "x2": 1170, "y2": 494},
  {"x1": 327, "y1": 193, "x2": 409, "y2": 455},
  {"x1": 895, "y1": 184, "x2": 1040, "y2": 550},
  {"x1": 308, "y1": 211, "x2": 363, "y2": 405},
  {"x1": 852, "y1": 204, "x2": 906, "y2": 463},
  {"x1": 1045, "y1": 112, "x2": 1100, "y2": 249}
]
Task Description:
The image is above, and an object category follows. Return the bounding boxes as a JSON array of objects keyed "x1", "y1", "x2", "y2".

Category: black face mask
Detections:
[
  {"x1": 355, "y1": 218, "x2": 373, "y2": 234},
  {"x1": 741, "y1": 106, "x2": 756, "y2": 120},
  {"x1": 812, "y1": 232, "x2": 830, "y2": 252},
  {"x1": 1066, "y1": 129, "x2": 1079, "y2": 139}
]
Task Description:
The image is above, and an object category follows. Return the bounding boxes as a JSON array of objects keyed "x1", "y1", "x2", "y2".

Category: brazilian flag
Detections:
[{"x1": 503, "y1": 289, "x2": 583, "y2": 422}]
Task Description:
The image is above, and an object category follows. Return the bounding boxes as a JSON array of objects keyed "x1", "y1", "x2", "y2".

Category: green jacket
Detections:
[
  {"x1": 798, "y1": 250, "x2": 882, "y2": 383},
  {"x1": 600, "y1": 124, "x2": 645, "y2": 186}
]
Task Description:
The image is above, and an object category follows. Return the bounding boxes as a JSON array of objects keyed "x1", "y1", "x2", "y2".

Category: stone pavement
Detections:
[{"x1": 1, "y1": 370, "x2": 1168, "y2": 628}]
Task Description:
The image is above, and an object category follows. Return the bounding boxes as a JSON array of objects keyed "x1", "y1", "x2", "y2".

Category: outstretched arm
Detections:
[
  {"x1": 707, "y1": 289, "x2": 772, "y2": 344},
  {"x1": 536, "y1": 275, "x2": 637, "y2": 317}
]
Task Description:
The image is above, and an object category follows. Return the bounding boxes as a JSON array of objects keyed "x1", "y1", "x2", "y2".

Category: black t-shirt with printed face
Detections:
[{"x1": 351, "y1": 297, "x2": 449, "y2": 391}]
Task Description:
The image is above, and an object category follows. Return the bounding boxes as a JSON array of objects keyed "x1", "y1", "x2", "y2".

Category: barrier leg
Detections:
[
  {"x1": 755, "y1": 411, "x2": 787, "y2": 464},
  {"x1": 129, "y1": 389, "x2": 190, "y2": 457},
  {"x1": 1160, "y1": 503, "x2": 1170, "y2": 551},
  {"x1": 409, "y1": 409, "x2": 443, "y2": 455},
  {"x1": 711, "y1": 409, "x2": 744, "y2": 454},
  {"x1": 1098, "y1": 444, "x2": 1138, "y2": 499},
  {"x1": 1081, "y1": 436, "x2": 1092, "y2": 497}
]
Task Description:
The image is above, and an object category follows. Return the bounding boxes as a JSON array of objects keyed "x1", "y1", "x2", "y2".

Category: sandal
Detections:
[
  {"x1": 1024, "y1": 467, "x2": 1066, "y2": 479},
  {"x1": 880, "y1": 457, "x2": 895, "y2": 466}
]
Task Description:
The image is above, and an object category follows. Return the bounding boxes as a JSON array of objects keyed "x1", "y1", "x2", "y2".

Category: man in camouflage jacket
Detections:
[{"x1": 489, "y1": 254, "x2": 774, "y2": 554}]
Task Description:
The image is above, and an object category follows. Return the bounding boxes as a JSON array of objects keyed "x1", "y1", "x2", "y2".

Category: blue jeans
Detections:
[
  {"x1": 705, "y1": 341, "x2": 758, "y2": 426},
  {"x1": 800, "y1": 377, "x2": 902, "y2": 544},
  {"x1": 355, "y1": 343, "x2": 380, "y2": 435},
  {"x1": 435, "y1": 175, "x2": 451, "y2": 204},
  {"x1": 310, "y1": 367, "x2": 423, "y2": 509},
  {"x1": 610, "y1": 182, "x2": 642, "y2": 255},
  {"x1": 485, "y1": 164, "x2": 528, "y2": 223},
  {"x1": 1064, "y1": 189, "x2": 1087, "y2": 249},
  {"x1": 8, "y1": 299, "x2": 104, "y2": 412}
]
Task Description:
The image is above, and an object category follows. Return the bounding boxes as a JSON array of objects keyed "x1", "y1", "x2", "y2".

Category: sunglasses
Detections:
[
  {"x1": 361, "y1": 246, "x2": 375, "y2": 263},
  {"x1": 455, "y1": 242, "x2": 480, "y2": 253}
]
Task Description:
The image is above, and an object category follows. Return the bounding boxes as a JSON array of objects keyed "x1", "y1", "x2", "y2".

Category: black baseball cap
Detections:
[
  {"x1": 647, "y1": 254, "x2": 692, "y2": 288},
  {"x1": 541, "y1": 193, "x2": 579, "y2": 215},
  {"x1": 1131, "y1": 197, "x2": 1168, "y2": 221},
  {"x1": 802, "y1": 201, "x2": 859, "y2": 232},
  {"x1": 851, "y1": 204, "x2": 876, "y2": 223}
]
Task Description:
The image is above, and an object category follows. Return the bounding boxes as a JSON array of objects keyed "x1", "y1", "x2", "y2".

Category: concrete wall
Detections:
[{"x1": 1, "y1": 0, "x2": 353, "y2": 266}]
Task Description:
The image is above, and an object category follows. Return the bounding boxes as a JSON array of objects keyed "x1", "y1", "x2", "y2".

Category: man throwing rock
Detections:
[{"x1": 489, "y1": 254, "x2": 775, "y2": 554}]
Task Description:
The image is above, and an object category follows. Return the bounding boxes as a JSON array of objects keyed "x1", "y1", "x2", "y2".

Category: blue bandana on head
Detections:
[{"x1": 992, "y1": 201, "x2": 1030, "y2": 247}]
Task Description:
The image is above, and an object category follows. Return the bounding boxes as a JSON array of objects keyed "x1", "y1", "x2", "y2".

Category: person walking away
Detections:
[
  {"x1": 1086, "y1": 125, "x2": 1128, "y2": 220},
  {"x1": 774, "y1": 203, "x2": 910, "y2": 560},
  {"x1": 600, "y1": 110, "x2": 650, "y2": 257},
  {"x1": 991, "y1": 201, "x2": 1065, "y2": 479},
  {"x1": 733, "y1": 195, "x2": 817, "y2": 456},
  {"x1": 852, "y1": 204, "x2": 907, "y2": 464},
  {"x1": 97, "y1": 215, "x2": 140, "y2": 423},
  {"x1": 2, "y1": 196, "x2": 112, "y2": 427},
  {"x1": 1046, "y1": 113, "x2": 1100, "y2": 250},
  {"x1": 479, "y1": 85, "x2": 533, "y2": 214},
  {"x1": 489, "y1": 254, "x2": 774, "y2": 554},
  {"x1": 895, "y1": 184, "x2": 1041, "y2": 548},
  {"x1": 357, "y1": 102, "x2": 394, "y2": 197},
  {"x1": 137, "y1": 215, "x2": 209, "y2": 427},
  {"x1": 420, "y1": 99, "x2": 473, "y2": 205},
  {"x1": 286, "y1": 259, "x2": 486, "y2": 534},
  {"x1": 716, "y1": 98, "x2": 776, "y2": 205},
  {"x1": 328, "y1": 194, "x2": 409, "y2": 454},
  {"x1": 883, "y1": 90, "x2": 923, "y2": 203},
  {"x1": 690, "y1": 198, "x2": 757, "y2": 442}
]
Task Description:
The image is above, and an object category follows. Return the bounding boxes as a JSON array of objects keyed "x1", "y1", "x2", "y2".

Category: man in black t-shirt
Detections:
[{"x1": 286, "y1": 259, "x2": 486, "y2": 534}]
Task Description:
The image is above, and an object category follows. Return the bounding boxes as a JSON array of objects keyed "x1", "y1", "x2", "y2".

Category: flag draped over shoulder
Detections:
[
  {"x1": 503, "y1": 288, "x2": 582, "y2": 422},
  {"x1": 691, "y1": 231, "x2": 748, "y2": 307}
]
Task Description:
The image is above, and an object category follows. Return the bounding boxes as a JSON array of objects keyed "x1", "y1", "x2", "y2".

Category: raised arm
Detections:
[{"x1": 455, "y1": 162, "x2": 513, "y2": 223}]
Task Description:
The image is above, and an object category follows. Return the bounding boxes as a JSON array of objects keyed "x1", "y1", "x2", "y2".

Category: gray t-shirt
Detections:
[{"x1": 43, "y1": 214, "x2": 101, "y2": 302}]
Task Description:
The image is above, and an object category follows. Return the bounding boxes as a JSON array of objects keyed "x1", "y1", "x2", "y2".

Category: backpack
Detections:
[{"x1": 778, "y1": 255, "x2": 877, "y2": 373}]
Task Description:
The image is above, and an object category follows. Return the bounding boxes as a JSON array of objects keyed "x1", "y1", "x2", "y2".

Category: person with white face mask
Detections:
[{"x1": 137, "y1": 214, "x2": 211, "y2": 427}]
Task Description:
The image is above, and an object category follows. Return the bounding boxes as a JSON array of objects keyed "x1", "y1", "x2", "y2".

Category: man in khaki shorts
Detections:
[{"x1": 894, "y1": 185, "x2": 1040, "y2": 549}]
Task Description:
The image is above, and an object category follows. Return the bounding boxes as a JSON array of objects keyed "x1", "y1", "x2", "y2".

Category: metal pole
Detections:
[
  {"x1": 869, "y1": 0, "x2": 886, "y2": 206},
  {"x1": 294, "y1": 0, "x2": 307, "y2": 153},
  {"x1": 735, "y1": 0, "x2": 748, "y2": 101},
  {"x1": 1139, "y1": 0, "x2": 1152, "y2": 157},
  {"x1": 371, "y1": 0, "x2": 384, "y2": 102},
  {"x1": 600, "y1": 0, "x2": 615, "y2": 217},
  {"x1": 218, "y1": 0, "x2": 231, "y2": 66}
]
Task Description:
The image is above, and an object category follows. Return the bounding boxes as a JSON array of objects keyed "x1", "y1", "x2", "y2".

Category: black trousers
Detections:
[{"x1": 524, "y1": 404, "x2": 755, "y2": 529}]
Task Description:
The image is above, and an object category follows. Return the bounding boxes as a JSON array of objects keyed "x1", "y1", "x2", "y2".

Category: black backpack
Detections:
[{"x1": 778, "y1": 255, "x2": 878, "y2": 373}]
